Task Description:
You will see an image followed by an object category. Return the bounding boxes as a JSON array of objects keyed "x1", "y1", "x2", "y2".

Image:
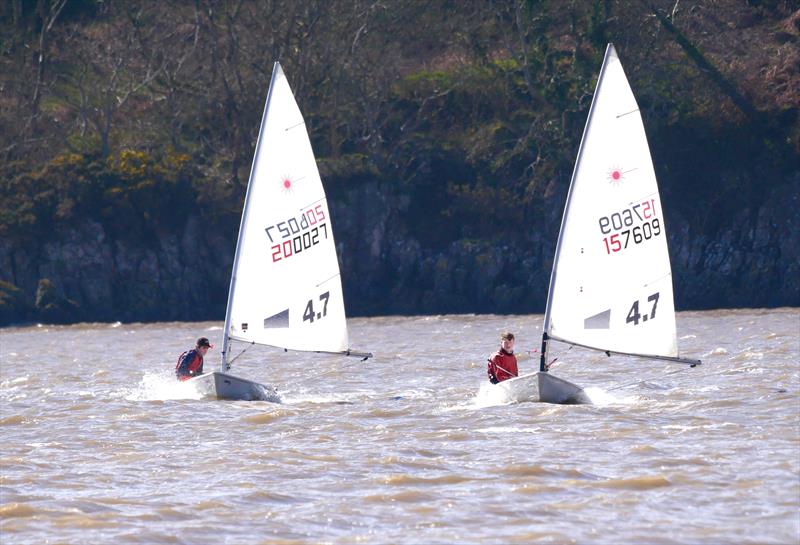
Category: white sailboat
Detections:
[
  {"x1": 188, "y1": 62, "x2": 371, "y2": 401},
  {"x1": 497, "y1": 43, "x2": 700, "y2": 404}
]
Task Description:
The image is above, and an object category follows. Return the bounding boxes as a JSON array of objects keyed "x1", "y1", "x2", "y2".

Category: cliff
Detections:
[{"x1": 1, "y1": 173, "x2": 797, "y2": 325}]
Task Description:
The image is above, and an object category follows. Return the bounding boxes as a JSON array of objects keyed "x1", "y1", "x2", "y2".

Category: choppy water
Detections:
[{"x1": 1, "y1": 309, "x2": 798, "y2": 544}]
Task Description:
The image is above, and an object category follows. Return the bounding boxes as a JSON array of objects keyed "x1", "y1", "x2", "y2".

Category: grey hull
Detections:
[
  {"x1": 537, "y1": 372, "x2": 591, "y2": 404},
  {"x1": 187, "y1": 372, "x2": 281, "y2": 402},
  {"x1": 495, "y1": 371, "x2": 591, "y2": 405}
]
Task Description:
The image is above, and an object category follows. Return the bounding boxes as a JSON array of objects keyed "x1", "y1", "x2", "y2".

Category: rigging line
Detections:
[
  {"x1": 625, "y1": 190, "x2": 659, "y2": 206},
  {"x1": 316, "y1": 349, "x2": 372, "y2": 360},
  {"x1": 301, "y1": 196, "x2": 328, "y2": 210},
  {"x1": 616, "y1": 108, "x2": 639, "y2": 118},
  {"x1": 643, "y1": 272, "x2": 672, "y2": 288},
  {"x1": 546, "y1": 344, "x2": 573, "y2": 370},
  {"x1": 316, "y1": 273, "x2": 341, "y2": 287},
  {"x1": 227, "y1": 341, "x2": 255, "y2": 367},
  {"x1": 488, "y1": 360, "x2": 518, "y2": 379},
  {"x1": 285, "y1": 120, "x2": 306, "y2": 131}
]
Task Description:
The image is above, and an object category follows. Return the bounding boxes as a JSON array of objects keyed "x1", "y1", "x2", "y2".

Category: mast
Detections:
[
  {"x1": 221, "y1": 62, "x2": 283, "y2": 373},
  {"x1": 540, "y1": 44, "x2": 617, "y2": 373}
]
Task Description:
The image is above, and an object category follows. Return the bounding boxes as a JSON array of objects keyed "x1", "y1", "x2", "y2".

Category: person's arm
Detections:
[
  {"x1": 487, "y1": 358, "x2": 498, "y2": 384},
  {"x1": 176, "y1": 351, "x2": 190, "y2": 375}
]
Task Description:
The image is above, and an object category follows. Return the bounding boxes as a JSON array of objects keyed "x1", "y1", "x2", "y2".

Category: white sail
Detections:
[
  {"x1": 222, "y1": 62, "x2": 349, "y2": 363},
  {"x1": 543, "y1": 44, "x2": 679, "y2": 359}
]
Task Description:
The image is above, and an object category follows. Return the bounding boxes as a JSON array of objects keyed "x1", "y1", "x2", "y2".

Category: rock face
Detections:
[
  {"x1": 0, "y1": 217, "x2": 235, "y2": 324},
  {"x1": 0, "y1": 176, "x2": 798, "y2": 326},
  {"x1": 670, "y1": 175, "x2": 800, "y2": 309}
]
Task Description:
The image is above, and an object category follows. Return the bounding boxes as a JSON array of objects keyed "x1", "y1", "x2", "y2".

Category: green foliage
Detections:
[
  {"x1": 0, "y1": 148, "x2": 200, "y2": 241},
  {"x1": 0, "y1": 279, "x2": 28, "y2": 324},
  {"x1": 445, "y1": 182, "x2": 524, "y2": 241},
  {"x1": 0, "y1": 0, "x2": 795, "y2": 255},
  {"x1": 317, "y1": 154, "x2": 380, "y2": 194}
]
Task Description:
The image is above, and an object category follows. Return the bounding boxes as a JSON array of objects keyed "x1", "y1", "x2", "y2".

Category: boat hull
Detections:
[
  {"x1": 186, "y1": 372, "x2": 280, "y2": 402},
  {"x1": 494, "y1": 371, "x2": 591, "y2": 405}
]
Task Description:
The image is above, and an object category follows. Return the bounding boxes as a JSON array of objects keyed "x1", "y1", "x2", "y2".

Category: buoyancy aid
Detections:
[
  {"x1": 175, "y1": 349, "x2": 204, "y2": 380},
  {"x1": 488, "y1": 348, "x2": 518, "y2": 383}
]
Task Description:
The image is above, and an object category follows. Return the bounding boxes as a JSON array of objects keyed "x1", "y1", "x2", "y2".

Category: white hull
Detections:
[
  {"x1": 495, "y1": 372, "x2": 591, "y2": 405},
  {"x1": 187, "y1": 372, "x2": 280, "y2": 402}
]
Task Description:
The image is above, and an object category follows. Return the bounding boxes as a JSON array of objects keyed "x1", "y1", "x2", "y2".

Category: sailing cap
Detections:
[{"x1": 197, "y1": 337, "x2": 214, "y2": 349}]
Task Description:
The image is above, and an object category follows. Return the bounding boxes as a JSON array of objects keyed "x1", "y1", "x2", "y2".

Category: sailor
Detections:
[
  {"x1": 175, "y1": 337, "x2": 212, "y2": 381},
  {"x1": 487, "y1": 332, "x2": 519, "y2": 384}
]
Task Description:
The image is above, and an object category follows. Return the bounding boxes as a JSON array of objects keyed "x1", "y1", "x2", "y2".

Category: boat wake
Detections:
[
  {"x1": 280, "y1": 392, "x2": 358, "y2": 405},
  {"x1": 442, "y1": 383, "x2": 640, "y2": 411},
  {"x1": 120, "y1": 372, "x2": 206, "y2": 401},
  {"x1": 278, "y1": 386, "x2": 381, "y2": 405},
  {"x1": 438, "y1": 383, "x2": 518, "y2": 412},
  {"x1": 472, "y1": 381, "x2": 519, "y2": 408},
  {"x1": 582, "y1": 386, "x2": 638, "y2": 406}
]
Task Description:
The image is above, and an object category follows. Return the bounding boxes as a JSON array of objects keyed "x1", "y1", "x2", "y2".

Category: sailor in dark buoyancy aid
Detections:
[{"x1": 175, "y1": 337, "x2": 213, "y2": 380}]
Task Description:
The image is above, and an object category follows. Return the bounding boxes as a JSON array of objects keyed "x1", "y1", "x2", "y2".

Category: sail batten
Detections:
[{"x1": 542, "y1": 43, "x2": 683, "y2": 364}]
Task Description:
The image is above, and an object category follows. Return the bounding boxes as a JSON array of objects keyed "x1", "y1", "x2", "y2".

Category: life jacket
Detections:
[
  {"x1": 175, "y1": 349, "x2": 203, "y2": 380},
  {"x1": 488, "y1": 349, "x2": 518, "y2": 383}
]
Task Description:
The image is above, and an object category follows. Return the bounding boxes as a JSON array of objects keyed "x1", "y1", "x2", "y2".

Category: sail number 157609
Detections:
[{"x1": 599, "y1": 199, "x2": 661, "y2": 254}]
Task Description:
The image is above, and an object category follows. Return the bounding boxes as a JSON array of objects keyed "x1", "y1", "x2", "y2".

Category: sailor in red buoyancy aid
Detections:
[
  {"x1": 487, "y1": 331, "x2": 518, "y2": 384},
  {"x1": 175, "y1": 337, "x2": 213, "y2": 381}
]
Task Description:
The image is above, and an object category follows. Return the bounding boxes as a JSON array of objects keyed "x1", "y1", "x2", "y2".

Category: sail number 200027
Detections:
[
  {"x1": 265, "y1": 205, "x2": 329, "y2": 262},
  {"x1": 598, "y1": 199, "x2": 662, "y2": 254}
]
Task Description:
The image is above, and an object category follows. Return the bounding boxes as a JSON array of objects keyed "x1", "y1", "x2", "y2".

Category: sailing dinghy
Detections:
[
  {"x1": 495, "y1": 43, "x2": 700, "y2": 405},
  {"x1": 187, "y1": 62, "x2": 371, "y2": 401}
]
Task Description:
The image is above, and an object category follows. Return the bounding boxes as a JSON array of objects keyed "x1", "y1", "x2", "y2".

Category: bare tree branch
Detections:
[{"x1": 31, "y1": 0, "x2": 68, "y2": 120}]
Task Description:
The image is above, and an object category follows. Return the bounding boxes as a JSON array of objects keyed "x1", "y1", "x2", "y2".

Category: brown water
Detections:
[{"x1": 1, "y1": 309, "x2": 798, "y2": 544}]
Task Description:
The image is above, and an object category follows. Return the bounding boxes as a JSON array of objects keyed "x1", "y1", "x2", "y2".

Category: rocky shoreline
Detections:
[{"x1": 2, "y1": 175, "x2": 797, "y2": 326}]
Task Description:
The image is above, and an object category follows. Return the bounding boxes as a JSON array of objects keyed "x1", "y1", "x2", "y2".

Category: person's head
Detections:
[
  {"x1": 500, "y1": 332, "x2": 515, "y2": 352},
  {"x1": 196, "y1": 337, "x2": 213, "y2": 354}
]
